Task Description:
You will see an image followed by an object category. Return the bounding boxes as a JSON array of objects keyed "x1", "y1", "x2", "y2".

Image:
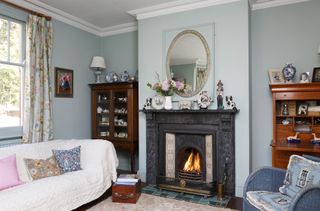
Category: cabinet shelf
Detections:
[{"x1": 271, "y1": 142, "x2": 320, "y2": 153}]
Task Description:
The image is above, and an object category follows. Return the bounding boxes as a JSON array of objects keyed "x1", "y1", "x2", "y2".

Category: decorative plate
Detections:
[
  {"x1": 198, "y1": 91, "x2": 211, "y2": 109},
  {"x1": 151, "y1": 95, "x2": 165, "y2": 110},
  {"x1": 105, "y1": 72, "x2": 114, "y2": 83}
]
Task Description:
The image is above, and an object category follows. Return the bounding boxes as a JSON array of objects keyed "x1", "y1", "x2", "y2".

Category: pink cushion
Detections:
[{"x1": 0, "y1": 154, "x2": 23, "y2": 190}]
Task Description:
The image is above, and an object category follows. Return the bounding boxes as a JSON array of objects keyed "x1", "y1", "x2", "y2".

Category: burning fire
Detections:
[{"x1": 183, "y1": 150, "x2": 201, "y2": 173}]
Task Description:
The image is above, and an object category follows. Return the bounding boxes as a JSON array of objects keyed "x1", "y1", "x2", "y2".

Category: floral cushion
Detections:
[
  {"x1": 279, "y1": 155, "x2": 320, "y2": 198},
  {"x1": 246, "y1": 191, "x2": 291, "y2": 211},
  {"x1": 52, "y1": 146, "x2": 81, "y2": 173},
  {"x1": 24, "y1": 155, "x2": 61, "y2": 180}
]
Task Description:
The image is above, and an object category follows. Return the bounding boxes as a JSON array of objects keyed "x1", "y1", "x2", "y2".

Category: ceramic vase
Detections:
[{"x1": 164, "y1": 96, "x2": 173, "y2": 110}]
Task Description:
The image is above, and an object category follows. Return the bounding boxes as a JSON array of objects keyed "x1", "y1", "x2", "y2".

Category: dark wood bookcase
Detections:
[
  {"x1": 89, "y1": 82, "x2": 138, "y2": 172},
  {"x1": 270, "y1": 83, "x2": 320, "y2": 168}
]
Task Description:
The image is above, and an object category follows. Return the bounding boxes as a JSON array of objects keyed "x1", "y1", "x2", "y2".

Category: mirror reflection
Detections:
[{"x1": 167, "y1": 30, "x2": 210, "y2": 97}]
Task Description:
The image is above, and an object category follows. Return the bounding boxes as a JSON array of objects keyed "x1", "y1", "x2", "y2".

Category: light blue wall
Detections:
[
  {"x1": 101, "y1": 31, "x2": 138, "y2": 76},
  {"x1": 251, "y1": 0, "x2": 320, "y2": 170},
  {"x1": 138, "y1": 0, "x2": 250, "y2": 196},
  {"x1": 52, "y1": 20, "x2": 100, "y2": 139}
]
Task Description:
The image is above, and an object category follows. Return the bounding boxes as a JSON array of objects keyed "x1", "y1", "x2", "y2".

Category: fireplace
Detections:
[{"x1": 143, "y1": 110, "x2": 237, "y2": 196}]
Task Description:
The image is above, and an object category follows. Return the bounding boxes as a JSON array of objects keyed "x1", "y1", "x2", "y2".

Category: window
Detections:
[{"x1": 0, "y1": 16, "x2": 25, "y2": 128}]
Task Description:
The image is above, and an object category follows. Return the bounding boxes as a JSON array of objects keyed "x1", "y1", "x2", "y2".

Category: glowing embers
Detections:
[{"x1": 178, "y1": 149, "x2": 203, "y2": 181}]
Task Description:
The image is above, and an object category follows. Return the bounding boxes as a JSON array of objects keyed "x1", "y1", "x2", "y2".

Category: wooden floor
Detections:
[{"x1": 75, "y1": 184, "x2": 243, "y2": 211}]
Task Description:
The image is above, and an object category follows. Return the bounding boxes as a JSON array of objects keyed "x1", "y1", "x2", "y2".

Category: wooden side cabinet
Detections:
[
  {"x1": 270, "y1": 83, "x2": 320, "y2": 168},
  {"x1": 89, "y1": 82, "x2": 138, "y2": 172}
]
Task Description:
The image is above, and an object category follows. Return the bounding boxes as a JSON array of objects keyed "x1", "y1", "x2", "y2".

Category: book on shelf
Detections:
[{"x1": 116, "y1": 174, "x2": 139, "y2": 183}]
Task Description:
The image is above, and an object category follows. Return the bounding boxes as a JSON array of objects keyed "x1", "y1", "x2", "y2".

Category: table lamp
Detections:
[{"x1": 90, "y1": 56, "x2": 106, "y2": 83}]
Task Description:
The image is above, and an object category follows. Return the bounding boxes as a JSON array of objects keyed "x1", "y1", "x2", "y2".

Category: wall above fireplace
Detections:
[{"x1": 142, "y1": 109, "x2": 238, "y2": 195}]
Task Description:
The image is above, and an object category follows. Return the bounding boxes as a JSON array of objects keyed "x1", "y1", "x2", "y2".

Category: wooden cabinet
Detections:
[
  {"x1": 270, "y1": 83, "x2": 320, "y2": 169},
  {"x1": 89, "y1": 82, "x2": 138, "y2": 172}
]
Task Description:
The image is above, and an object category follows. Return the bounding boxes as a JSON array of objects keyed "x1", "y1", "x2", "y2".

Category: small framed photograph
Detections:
[
  {"x1": 312, "y1": 67, "x2": 320, "y2": 82},
  {"x1": 268, "y1": 69, "x2": 284, "y2": 84},
  {"x1": 55, "y1": 67, "x2": 73, "y2": 98},
  {"x1": 297, "y1": 103, "x2": 308, "y2": 116},
  {"x1": 300, "y1": 72, "x2": 310, "y2": 83}
]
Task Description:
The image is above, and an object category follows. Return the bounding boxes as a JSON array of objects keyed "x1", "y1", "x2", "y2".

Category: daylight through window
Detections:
[{"x1": 0, "y1": 16, "x2": 25, "y2": 127}]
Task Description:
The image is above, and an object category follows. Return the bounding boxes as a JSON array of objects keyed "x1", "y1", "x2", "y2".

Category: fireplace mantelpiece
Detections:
[{"x1": 142, "y1": 109, "x2": 237, "y2": 195}]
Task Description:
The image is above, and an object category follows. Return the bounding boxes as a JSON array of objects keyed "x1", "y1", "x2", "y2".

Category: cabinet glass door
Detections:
[
  {"x1": 114, "y1": 90, "x2": 128, "y2": 139},
  {"x1": 96, "y1": 91, "x2": 110, "y2": 138}
]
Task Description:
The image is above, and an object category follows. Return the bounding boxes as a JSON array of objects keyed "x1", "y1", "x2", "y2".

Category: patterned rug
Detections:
[
  {"x1": 142, "y1": 185, "x2": 231, "y2": 208},
  {"x1": 87, "y1": 193, "x2": 236, "y2": 211}
]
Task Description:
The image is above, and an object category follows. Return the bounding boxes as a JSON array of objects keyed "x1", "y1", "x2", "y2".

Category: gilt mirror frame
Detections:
[{"x1": 166, "y1": 29, "x2": 212, "y2": 97}]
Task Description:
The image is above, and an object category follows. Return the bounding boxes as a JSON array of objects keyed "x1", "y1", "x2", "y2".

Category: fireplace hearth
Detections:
[{"x1": 142, "y1": 109, "x2": 237, "y2": 196}]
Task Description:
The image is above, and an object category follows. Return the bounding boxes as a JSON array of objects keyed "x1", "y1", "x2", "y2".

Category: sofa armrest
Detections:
[
  {"x1": 243, "y1": 167, "x2": 286, "y2": 195},
  {"x1": 289, "y1": 185, "x2": 320, "y2": 211}
]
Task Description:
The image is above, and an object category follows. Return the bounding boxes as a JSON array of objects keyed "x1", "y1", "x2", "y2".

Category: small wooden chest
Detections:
[{"x1": 112, "y1": 181, "x2": 141, "y2": 203}]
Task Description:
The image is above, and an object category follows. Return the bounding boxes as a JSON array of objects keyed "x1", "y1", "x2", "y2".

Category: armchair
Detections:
[{"x1": 243, "y1": 163, "x2": 320, "y2": 210}]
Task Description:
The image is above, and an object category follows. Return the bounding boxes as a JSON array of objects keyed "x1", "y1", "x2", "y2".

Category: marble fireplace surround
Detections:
[{"x1": 143, "y1": 109, "x2": 237, "y2": 195}]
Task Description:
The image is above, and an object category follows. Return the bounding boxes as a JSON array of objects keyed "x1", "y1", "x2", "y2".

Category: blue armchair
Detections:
[{"x1": 243, "y1": 166, "x2": 320, "y2": 211}]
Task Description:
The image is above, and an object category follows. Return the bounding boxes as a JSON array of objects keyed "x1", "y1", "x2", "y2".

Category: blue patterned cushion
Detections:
[
  {"x1": 279, "y1": 155, "x2": 320, "y2": 198},
  {"x1": 52, "y1": 146, "x2": 81, "y2": 173},
  {"x1": 247, "y1": 191, "x2": 291, "y2": 211}
]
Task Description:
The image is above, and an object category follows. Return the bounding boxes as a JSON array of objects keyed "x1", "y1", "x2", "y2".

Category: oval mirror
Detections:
[{"x1": 166, "y1": 30, "x2": 211, "y2": 97}]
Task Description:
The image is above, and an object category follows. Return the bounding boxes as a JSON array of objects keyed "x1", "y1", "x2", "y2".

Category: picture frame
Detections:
[
  {"x1": 55, "y1": 67, "x2": 73, "y2": 98},
  {"x1": 268, "y1": 69, "x2": 284, "y2": 84},
  {"x1": 312, "y1": 67, "x2": 320, "y2": 82},
  {"x1": 297, "y1": 103, "x2": 308, "y2": 116},
  {"x1": 299, "y1": 72, "x2": 310, "y2": 83}
]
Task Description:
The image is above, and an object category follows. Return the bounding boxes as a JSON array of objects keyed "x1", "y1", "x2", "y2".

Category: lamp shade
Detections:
[{"x1": 90, "y1": 56, "x2": 106, "y2": 69}]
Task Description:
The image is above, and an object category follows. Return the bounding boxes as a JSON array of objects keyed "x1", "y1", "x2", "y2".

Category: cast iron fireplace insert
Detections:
[{"x1": 142, "y1": 109, "x2": 237, "y2": 196}]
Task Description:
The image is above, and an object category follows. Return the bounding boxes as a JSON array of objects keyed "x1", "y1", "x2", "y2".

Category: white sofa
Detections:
[{"x1": 0, "y1": 139, "x2": 119, "y2": 211}]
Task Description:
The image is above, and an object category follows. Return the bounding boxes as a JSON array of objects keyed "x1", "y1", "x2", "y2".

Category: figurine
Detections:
[
  {"x1": 287, "y1": 132, "x2": 301, "y2": 143},
  {"x1": 225, "y1": 96, "x2": 237, "y2": 111},
  {"x1": 216, "y1": 80, "x2": 224, "y2": 110},
  {"x1": 311, "y1": 133, "x2": 320, "y2": 145},
  {"x1": 282, "y1": 104, "x2": 289, "y2": 115},
  {"x1": 143, "y1": 97, "x2": 152, "y2": 110}
]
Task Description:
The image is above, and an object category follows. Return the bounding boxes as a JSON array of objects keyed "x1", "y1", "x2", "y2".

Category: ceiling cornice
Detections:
[
  {"x1": 4, "y1": 0, "x2": 311, "y2": 37},
  {"x1": 100, "y1": 22, "x2": 138, "y2": 37},
  {"x1": 128, "y1": 0, "x2": 241, "y2": 20},
  {"x1": 251, "y1": 0, "x2": 310, "y2": 10}
]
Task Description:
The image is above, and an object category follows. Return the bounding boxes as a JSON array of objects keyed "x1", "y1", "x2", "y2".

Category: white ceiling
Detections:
[
  {"x1": 35, "y1": 0, "x2": 177, "y2": 28},
  {"x1": 13, "y1": 0, "x2": 309, "y2": 36}
]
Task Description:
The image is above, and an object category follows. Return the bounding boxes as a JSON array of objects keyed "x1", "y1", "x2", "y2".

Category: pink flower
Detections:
[
  {"x1": 175, "y1": 81, "x2": 184, "y2": 91},
  {"x1": 161, "y1": 80, "x2": 170, "y2": 91}
]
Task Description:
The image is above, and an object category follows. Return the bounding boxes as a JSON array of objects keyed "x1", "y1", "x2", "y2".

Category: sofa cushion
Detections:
[
  {"x1": 53, "y1": 146, "x2": 81, "y2": 173},
  {"x1": 247, "y1": 191, "x2": 291, "y2": 211},
  {"x1": 279, "y1": 155, "x2": 320, "y2": 198},
  {"x1": 24, "y1": 155, "x2": 61, "y2": 180},
  {"x1": 0, "y1": 154, "x2": 23, "y2": 190}
]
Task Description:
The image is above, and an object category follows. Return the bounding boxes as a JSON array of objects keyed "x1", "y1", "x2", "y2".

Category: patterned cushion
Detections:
[
  {"x1": 279, "y1": 155, "x2": 320, "y2": 198},
  {"x1": 52, "y1": 146, "x2": 81, "y2": 173},
  {"x1": 247, "y1": 191, "x2": 291, "y2": 211},
  {"x1": 24, "y1": 155, "x2": 61, "y2": 180}
]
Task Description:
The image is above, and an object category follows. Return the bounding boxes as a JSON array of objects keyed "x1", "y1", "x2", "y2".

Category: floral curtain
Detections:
[{"x1": 22, "y1": 15, "x2": 53, "y2": 143}]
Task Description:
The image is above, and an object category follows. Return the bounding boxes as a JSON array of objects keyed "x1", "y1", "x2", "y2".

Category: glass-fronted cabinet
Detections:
[{"x1": 90, "y1": 82, "x2": 138, "y2": 172}]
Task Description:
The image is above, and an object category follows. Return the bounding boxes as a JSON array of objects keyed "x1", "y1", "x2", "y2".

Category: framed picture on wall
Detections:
[
  {"x1": 312, "y1": 67, "x2": 320, "y2": 82},
  {"x1": 268, "y1": 69, "x2": 284, "y2": 84},
  {"x1": 55, "y1": 67, "x2": 73, "y2": 98}
]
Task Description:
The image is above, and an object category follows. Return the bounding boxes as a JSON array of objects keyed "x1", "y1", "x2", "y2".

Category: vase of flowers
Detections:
[{"x1": 147, "y1": 79, "x2": 184, "y2": 109}]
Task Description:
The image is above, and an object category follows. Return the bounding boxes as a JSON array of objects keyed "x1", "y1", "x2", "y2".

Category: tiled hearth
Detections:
[{"x1": 143, "y1": 110, "x2": 237, "y2": 195}]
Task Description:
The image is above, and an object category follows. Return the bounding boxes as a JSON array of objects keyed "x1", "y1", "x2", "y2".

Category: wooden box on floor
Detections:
[{"x1": 112, "y1": 181, "x2": 141, "y2": 203}]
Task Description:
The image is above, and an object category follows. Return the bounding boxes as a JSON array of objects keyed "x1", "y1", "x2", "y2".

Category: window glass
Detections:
[
  {"x1": 0, "y1": 19, "x2": 8, "y2": 61},
  {"x1": 0, "y1": 16, "x2": 25, "y2": 128}
]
